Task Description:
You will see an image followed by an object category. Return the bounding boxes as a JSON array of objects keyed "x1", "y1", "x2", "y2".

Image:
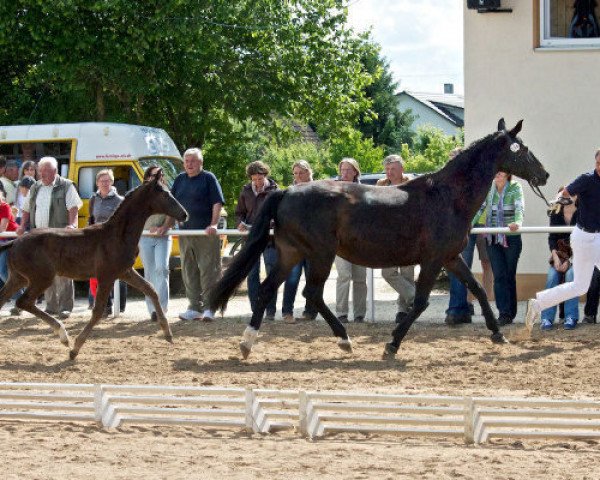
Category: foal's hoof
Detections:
[
  {"x1": 239, "y1": 341, "x2": 252, "y2": 360},
  {"x1": 69, "y1": 350, "x2": 78, "y2": 361},
  {"x1": 491, "y1": 332, "x2": 508, "y2": 344},
  {"x1": 382, "y1": 342, "x2": 398, "y2": 360},
  {"x1": 164, "y1": 332, "x2": 173, "y2": 343},
  {"x1": 337, "y1": 338, "x2": 353, "y2": 354},
  {"x1": 56, "y1": 328, "x2": 71, "y2": 348}
]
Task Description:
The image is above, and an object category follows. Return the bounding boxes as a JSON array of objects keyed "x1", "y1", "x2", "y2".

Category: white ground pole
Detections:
[{"x1": 0, "y1": 227, "x2": 575, "y2": 320}]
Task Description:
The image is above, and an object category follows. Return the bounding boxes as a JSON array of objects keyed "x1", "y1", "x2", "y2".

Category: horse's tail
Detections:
[{"x1": 210, "y1": 190, "x2": 286, "y2": 313}]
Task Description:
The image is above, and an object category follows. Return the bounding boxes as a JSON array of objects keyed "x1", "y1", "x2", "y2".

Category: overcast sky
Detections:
[{"x1": 347, "y1": 0, "x2": 464, "y2": 95}]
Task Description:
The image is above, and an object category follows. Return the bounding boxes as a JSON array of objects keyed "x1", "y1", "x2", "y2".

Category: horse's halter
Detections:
[{"x1": 503, "y1": 133, "x2": 551, "y2": 207}]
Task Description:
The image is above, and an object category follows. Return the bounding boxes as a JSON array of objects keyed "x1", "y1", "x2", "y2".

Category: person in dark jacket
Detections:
[{"x1": 235, "y1": 161, "x2": 279, "y2": 320}]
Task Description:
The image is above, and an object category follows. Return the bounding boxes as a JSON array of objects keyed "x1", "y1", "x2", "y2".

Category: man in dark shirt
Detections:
[
  {"x1": 526, "y1": 149, "x2": 600, "y2": 330},
  {"x1": 168, "y1": 148, "x2": 225, "y2": 321}
]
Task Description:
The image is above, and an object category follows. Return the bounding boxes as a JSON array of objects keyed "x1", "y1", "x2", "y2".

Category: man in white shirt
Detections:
[{"x1": 17, "y1": 156, "x2": 82, "y2": 319}]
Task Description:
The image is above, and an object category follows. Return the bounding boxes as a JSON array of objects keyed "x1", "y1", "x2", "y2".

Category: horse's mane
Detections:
[
  {"x1": 100, "y1": 183, "x2": 147, "y2": 226},
  {"x1": 418, "y1": 131, "x2": 499, "y2": 186}
]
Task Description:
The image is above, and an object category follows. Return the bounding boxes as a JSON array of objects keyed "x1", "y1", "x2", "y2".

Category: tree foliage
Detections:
[
  {"x1": 402, "y1": 126, "x2": 463, "y2": 174},
  {"x1": 0, "y1": 0, "x2": 372, "y2": 148},
  {"x1": 355, "y1": 42, "x2": 414, "y2": 155}
]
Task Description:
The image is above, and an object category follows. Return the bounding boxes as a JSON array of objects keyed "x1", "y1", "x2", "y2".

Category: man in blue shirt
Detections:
[
  {"x1": 526, "y1": 149, "x2": 600, "y2": 330},
  {"x1": 169, "y1": 148, "x2": 225, "y2": 321}
]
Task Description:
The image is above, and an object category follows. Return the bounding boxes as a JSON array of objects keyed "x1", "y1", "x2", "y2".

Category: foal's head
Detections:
[
  {"x1": 142, "y1": 169, "x2": 188, "y2": 222},
  {"x1": 494, "y1": 118, "x2": 549, "y2": 195}
]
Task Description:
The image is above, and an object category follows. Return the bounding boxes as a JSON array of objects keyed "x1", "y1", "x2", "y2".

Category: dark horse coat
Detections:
[
  {"x1": 211, "y1": 119, "x2": 550, "y2": 359},
  {"x1": 0, "y1": 173, "x2": 188, "y2": 359}
]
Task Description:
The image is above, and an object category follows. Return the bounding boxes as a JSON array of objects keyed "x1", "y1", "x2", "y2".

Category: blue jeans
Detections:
[
  {"x1": 248, "y1": 245, "x2": 277, "y2": 316},
  {"x1": 282, "y1": 261, "x2": 303, "y2": 315},
  {"x1": 139, "y1": 235, "x2": 172, "y2": 314},
  {"x1": 446, "y1": 233, "x2": 477, "y2": 316},
  {"x1": 0, "y1": 248, "x2": 23, "y2": 300},
  {"x1": 487, "y1": 235, "x2": 522, "y2": 319},
  {"x1": 541, "y1": 265, "x2": 578, "y2": 322}
]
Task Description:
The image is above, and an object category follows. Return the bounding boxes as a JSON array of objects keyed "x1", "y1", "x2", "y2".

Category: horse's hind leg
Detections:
[
  {"x1": 70, "y1": 280, "x2": 113, "y2": 360},
  {"x1": 241, "y1": 248, "x2": 299, "y2": 359},
  {"x1": 119, "y1": 268, "x2": 172, "y2": 342},
  {"x1": 384, "y1": 261, "x2": 443, "y2": 359},
  {"x1": 0, "y1": 272, "x2": 27, "y2": 311},
  {"x1": 303, "y1": 257, "x2": 351, "y2": 353},
  {"x1": 14, "y1": 276, "x2": 71, "y2": 348},
  {"x1": 444, "y1": 256, "x2": 506, "y2": 344}
]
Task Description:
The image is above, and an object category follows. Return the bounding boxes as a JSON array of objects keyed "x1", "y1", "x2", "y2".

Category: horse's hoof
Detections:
[
  {"x1": 240, "y1": 341, "x2": 252, "y2": 360},
  {"x1": 59, "y1": 329, "x2": 71, "y2": 348},
  {"x1": 55, "y1": 327, "x2": 70, "y2": 348},
  {"x1": 337, "y1": 338, "x2": 353, "y2": 354},
  {"x1": 164, "y1": 334, "x2": 173, "y2": 344},
  {"x1": 491, "y1": 332, "x2": 508, "y2": 344},
  {"x1": 69, "y1": 350, "x2": 78, "y2": 361},
  {"x1": 382, "y1": 342, "x2": 398, "y2": 360}
]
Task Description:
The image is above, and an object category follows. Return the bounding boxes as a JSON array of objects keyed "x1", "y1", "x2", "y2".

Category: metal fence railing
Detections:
[{"x1": 0, "y1": 226, "x2": 576, "y2": 319}]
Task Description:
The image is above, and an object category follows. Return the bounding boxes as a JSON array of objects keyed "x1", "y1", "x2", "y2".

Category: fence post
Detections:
[
  {"x1": 93, "y1": 384, "x2": 103, "y2": 424},
  {"x1": 245, "y1": 389, "x2": 258, "y2": 433},
  {"x1": 299, "y1": 391, "x2": 308, "y2": 437},
  {"x1": 464, "y1": 397, "x2": 475, "y2": 444},
  {"x1": 367, "y1": 268, "x2": 375, "y2": 322}
]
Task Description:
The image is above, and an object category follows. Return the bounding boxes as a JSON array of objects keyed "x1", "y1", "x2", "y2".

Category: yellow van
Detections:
[{"x1": 0, "y1": 122, "x2": 184, "y2": 270}]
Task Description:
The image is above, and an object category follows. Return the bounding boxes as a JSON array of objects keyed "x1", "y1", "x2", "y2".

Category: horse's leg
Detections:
[
  {"x1": 383, "y1": 261, "x2": 443, "y2": 359},
  {"x1": 119, "y1": 268, "x2": 172, "y2": 342},
  {"x1": 240, "y1": 247, "x2": 299, "y2": 359},
  {"x1": 444, "y1": 256, "x2": 506, "y2": 344},
  {"x1": 303, "y1": 257, "x2": 352, "y2": 353},
  {"x1": 13, "y1": 276, "x2": 71, "y2": 348},
  {"x1": 70, "y1": 280, "x2": 113, "y2": 360},
  {"x1": 0, "y1": 272, "x2": 27, "y2": 310}
]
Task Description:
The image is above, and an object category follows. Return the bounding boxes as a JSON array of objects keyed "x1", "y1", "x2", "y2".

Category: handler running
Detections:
[{"x1": 525, "y1": 149, "x2": 600, "y2": 330}]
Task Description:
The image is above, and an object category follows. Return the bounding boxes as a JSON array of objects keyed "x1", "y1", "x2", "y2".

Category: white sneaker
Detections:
[
  {"x1": 525, "y1": 299, "x2": 540, "y2": 333},
  {"x1": 202, "y1": 309, "x2": 215, "y2": 322},
  {"x1": 178, "y1": 309, "x2": 202, "y2": 321}
]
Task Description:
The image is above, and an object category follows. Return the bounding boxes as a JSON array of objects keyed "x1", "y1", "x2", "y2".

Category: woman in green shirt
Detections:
[{"x1": 478, "y1": 171, "x2": 524, "y2": 325}]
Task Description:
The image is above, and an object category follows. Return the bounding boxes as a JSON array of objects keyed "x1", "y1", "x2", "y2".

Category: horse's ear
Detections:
[
  {"x1": 509, "y1": 120, "x2": 523, "y2": 137},
  {"x1": 154, "y1": 168, "x2": 164, "y2": 185},
  {"x1": 497, "y1": 118, "x2": 506, "y2": 131}
]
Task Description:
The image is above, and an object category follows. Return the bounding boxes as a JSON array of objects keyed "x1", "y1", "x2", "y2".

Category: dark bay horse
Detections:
[
  {"x1": 210, "y1": 119, "x2": 549, "y2": 359},
  {"x1": 0, "y1": 172, "x2": 188, "y2": 359}
]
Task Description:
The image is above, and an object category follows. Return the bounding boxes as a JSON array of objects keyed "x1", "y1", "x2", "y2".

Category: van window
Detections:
[
  {"x1": 78, "y1": 166, "x2": 139, "y2": 198},
  {"x1": 139, "y1": 157, "x2": 183, "y2": 187},
  {"x1": 0, "y1": 141, "x2": 72, "y2": 166}
]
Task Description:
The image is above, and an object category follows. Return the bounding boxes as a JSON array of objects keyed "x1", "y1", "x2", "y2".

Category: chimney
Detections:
[{"x1": 444, "y1": 83, "x2": 454, "y2": 94}]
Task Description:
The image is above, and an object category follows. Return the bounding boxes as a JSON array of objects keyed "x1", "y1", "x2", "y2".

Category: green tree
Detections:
[
  {"x1": 355, "y1": 41, "x2": 414, "y2": 156},
  {"x1": 402, "y1": 125, "x2": 463, "y2": 174},
  {"x1": 0, "y1": 0, "x2": 372, "y2": 150}
]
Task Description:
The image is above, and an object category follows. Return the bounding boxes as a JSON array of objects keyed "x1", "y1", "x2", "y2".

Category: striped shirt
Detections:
[{"x1": 476, "y1": 180, "x2": 524, "y2": 228}]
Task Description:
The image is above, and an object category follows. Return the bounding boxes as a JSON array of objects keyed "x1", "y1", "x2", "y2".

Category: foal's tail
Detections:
[{"x1": 209, "y1": 190, "x2": 286, "y2": 313}]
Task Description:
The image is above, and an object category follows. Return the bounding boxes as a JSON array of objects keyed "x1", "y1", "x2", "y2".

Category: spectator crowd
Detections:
[{"x1": 1, "y1": 143, "x2": 599, "y2": 332}]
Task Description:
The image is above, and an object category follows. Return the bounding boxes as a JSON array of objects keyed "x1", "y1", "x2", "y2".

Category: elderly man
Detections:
[
  {"x1": 376, "y1": 154, "x2": 416, "y2": 324},
  {"x1": 17, "y1": 156, "x2": 82, "y2": 319},
  {"x1": 167, "y1": 148, "x2": 225, "y2": 322}
]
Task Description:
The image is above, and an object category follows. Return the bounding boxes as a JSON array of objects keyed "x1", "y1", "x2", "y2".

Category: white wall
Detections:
[{"x1": 464, "y1": 0, "x2": 600, "y2": 274}]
